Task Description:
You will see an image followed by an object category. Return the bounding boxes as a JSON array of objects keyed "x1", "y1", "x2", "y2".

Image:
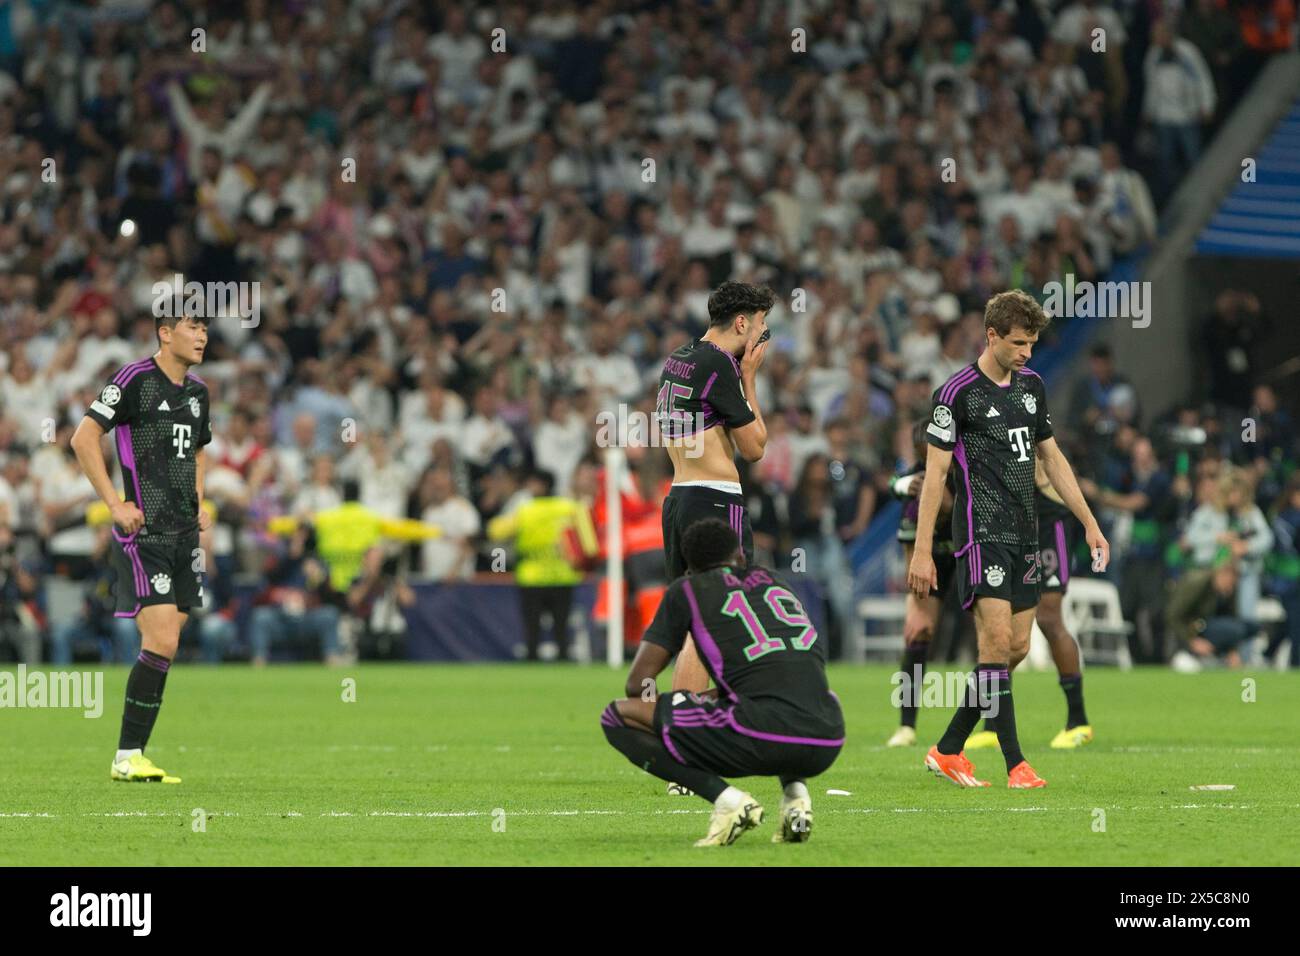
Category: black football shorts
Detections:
[{"x1": 110, "y1": 527, "x2": 203, "y2": 617}]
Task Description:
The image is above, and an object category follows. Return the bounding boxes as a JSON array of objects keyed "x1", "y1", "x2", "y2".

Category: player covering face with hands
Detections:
[{"x1": 906, "y1": 290, "x2": 1108, "y2": 789}]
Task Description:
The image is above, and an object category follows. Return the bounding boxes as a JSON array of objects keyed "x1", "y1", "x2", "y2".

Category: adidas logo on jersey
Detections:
[
  {"x1": 158, "y1": 400, "x2": 170, "y2": 411},
  {"x1": 150, "y1": 573, "x2": 172, "y2": 595},
  {"x1": 985, "y1": 565, "x2": 1005, "y2": 587},
  {"x1": 1047, "y1": 575, "x2": 1061, "y2": 587},
  {"x1": 985, "y1": 406, "x2": 1000, "y2": 417}
]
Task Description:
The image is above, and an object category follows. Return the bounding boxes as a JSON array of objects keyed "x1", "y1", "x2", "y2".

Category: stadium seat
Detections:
[
  {"x1": 1060, "y1": 579, "x2": 1134, "y2": 670},
  {"x1": 855, "y1": 595, "x2": 907, "y2": 663}
]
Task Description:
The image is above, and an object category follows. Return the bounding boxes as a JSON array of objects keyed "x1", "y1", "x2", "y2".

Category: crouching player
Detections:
[{"x1": 600, "y1": 519, "x2": 844, "y2": 846}]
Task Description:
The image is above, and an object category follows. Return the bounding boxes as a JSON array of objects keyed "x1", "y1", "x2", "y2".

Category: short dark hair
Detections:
[
  {"x1": 682, "y1": 518, "x2": 743, "y2": 573},
  {"x1": 155, "y1": 314, "x2": 210, "y2": 344},
  {"x1": 984, "y1": 289, "x2": 1050, "y2": 338},
  {"x1": 707, "y1": 281, "x2": 776, "y2": 329}
]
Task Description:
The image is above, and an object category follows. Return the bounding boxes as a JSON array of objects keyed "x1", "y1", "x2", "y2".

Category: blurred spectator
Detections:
[
  {"x1": 1266, "y1": 474, "x2": 1300, "y2": 669},
  {"x1": 488, "y1": 470, "x2": 597, "y2": 661},
  {"x1": 249, "y1": 522, "x2": 342, "y2": 667},
  {"x1": 1181, "y1": 466, "x2": 1273, "y2": 626},
  {"x1": 1142, "y1": 19, "x2": 1215, "y2": 201},
  {"x1": 1202, "y1": 290, "x2": 1268, "y2": 412},
  {"x1": 1167, "y1": 557, "x2": 1249, "y2": 671},
  {"x1": 417, "y1": 465, "x2": 481, "y2": 581}
]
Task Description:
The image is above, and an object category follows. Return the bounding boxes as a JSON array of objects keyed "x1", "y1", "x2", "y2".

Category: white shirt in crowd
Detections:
[{"x1": 420, "y1": 496, "x2": 481, "y2": 580}]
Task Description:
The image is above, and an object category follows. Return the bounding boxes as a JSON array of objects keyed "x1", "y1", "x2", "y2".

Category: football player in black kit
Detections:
[
  {"x1": 907, "y1": 290, "x2": 1108, "y2": 789},
  {"x1": 601, "y1": 519, "x2": 844, "y2": 846},
  {"x1": 886, "y1": 422, "x2": 957, "y2": 747},
  {"x1": 72, "y1": 314, "x2": 212, "y2": 784},
  {"x1": 654, "y1": 281, "x2": 772, "y2": 794}
]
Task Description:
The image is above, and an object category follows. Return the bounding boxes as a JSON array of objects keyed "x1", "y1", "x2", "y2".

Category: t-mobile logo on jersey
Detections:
[
  {"x1": 171, "y1": 423, "x2": 192, "y2": 458},
  {"x1": 1007, "y1": 426, "x2": 1031, "y2": 462}
]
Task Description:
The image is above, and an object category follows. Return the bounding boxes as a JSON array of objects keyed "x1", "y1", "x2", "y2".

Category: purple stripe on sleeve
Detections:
[
  {"x1": 1016, "y1": 367, "x2": 1042, "y2": 379},
  {"x1": 116, "y1": 360, "x2": 157, "y2": 387},
  {"x1": 700, "y1": 371, "x2": 718, "y2": 400},
  {"x1": 940, "y1": 368, "x2": 978, "y2": 404},
  {"x1": 681, "y1": 579, "x2": 735, "y2": 700},
  {"x1": 113, "y1": 359, "x2": 154, "y2": 385},
  {"x1": 705, "y1": 341, "x2": 741, "y2": 377},
  {"x1": 114, "y1": 605, "x2": 141, "y2": 617}
]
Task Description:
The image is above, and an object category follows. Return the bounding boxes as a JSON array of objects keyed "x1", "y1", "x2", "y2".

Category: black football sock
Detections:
[
  {"x1": 118, "y1": 649, "x2": 171, "y2": 751},
  {"x1": 601, "y1": 704, "x2": 728, "y2": 803},
  {"x1": 898, "y1": 642, "x2": 928, "y2": 728},
  {"x1": 1059, "y1": 673, "x2": 1088, "y2": 728},
  {"x1": 984, "y1": 667, "x2": 1026, "y2": 772},
  {"x1": 937, "y1": 663, "x2": 1001, "y2": 755}
]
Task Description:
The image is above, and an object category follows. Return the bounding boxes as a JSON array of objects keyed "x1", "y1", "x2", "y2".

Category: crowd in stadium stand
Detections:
[{"x1": 0, "y1": 0, "x2": 1296, "y2": 667}]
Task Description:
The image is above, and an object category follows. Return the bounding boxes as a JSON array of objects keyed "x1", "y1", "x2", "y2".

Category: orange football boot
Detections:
[
  {"x1": 1007, "y1": 760, "x2": 1047, "y2": 788},
  {"x1": 925, "y1": 746, "x2": 991, "y2": 787}
]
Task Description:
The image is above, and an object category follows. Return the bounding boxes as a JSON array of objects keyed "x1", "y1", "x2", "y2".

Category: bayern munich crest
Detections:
[
  {"x1": 189, "y1": 396, "x2": 201, "y2": 418},
  {"x1": 1023, "y1": 394, "x2": 1037, "y2": 414}
]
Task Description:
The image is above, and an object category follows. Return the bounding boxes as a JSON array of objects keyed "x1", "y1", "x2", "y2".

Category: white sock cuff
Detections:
[{"x1": 783, "y1": 780, "x2": 809, "y2": 801}]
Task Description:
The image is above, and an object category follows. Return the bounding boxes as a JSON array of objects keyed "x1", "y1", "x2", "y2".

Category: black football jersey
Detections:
[
  {"x1": 84, "y1": 356, "x2": 212, "y2": 537},
  {"x1": 655, "y1": 338, "x2": 756, "y2": 440},
  {"x1": 925, "y1": 363, "x2": 1053, "y2": 549},
  {"x1": 643, "y1": 564, "x2": 843, "y2": 739}
]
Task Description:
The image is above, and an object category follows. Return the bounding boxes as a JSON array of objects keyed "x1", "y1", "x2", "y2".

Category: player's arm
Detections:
[
  {"x1": 70, "y1": 417, "x2": 143, "y2": 534},
  {"x1": 196, "y1": 447, "x2": 212, "y2": 532},
  {"x1": 907, "y1": 444, "x2": 952, "y2": 597},
  {"x1": 1036, "y1": 435, "x2": 1109, "y2": 571},
  {"x1": 723, "y1": 328, "x2": 769, "y2": 462},
  {"x1": 627, "y1": 580, "x2": 691, "y2": 698}
]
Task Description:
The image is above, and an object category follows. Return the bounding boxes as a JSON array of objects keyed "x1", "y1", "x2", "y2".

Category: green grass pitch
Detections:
[{"x1": 1, "y1": 663, "x2": 1297, "y2": 866}]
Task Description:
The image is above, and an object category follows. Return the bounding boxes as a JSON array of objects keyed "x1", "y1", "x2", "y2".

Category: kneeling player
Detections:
[
  {"x1": 601, "y1": 519, "x2": 844, "y2": 846},
  {"x1": 887, "y1": 422, "x2": 956, "y2": 747}
]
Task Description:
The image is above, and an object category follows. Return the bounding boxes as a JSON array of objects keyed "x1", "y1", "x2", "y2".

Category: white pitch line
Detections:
[{"x1": 2, "y1": 803, "x2": 1293, "y2": 820}]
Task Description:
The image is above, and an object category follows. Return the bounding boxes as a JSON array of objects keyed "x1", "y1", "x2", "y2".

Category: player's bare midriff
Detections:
[{"x1": 665, "y1": 426, "x2": 741, "y2": 485}]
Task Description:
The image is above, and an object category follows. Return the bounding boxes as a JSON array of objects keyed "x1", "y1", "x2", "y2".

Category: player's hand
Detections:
[
  {"x1": 740, "y1": 325, "x2": 769, "y2": 379},
  {"x1": 907, "y1": 551, "x2": 937, "y2": 599},
  {"x1": 1086, "y1": 524, "x2": 1110, "y2": 573},
  {"x1": 198, "y1": 505, "x2": 213, "y2": 533},
  {"x1": 110, "y1": 501, "x2": 144, "y2": 535},
  {"x1": 907, "y1": 473, "x2": 925, "y2": 496}
]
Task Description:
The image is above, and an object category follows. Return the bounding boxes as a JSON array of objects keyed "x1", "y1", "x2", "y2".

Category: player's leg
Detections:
[
  {"x1": 925, "y1": 597, "x2": 1009, "y2": 787},
  {"x1": 519, "y1": 586, "x2": 544, "y2": 661},
  {"x1": 602, "y1": 696, "x2": 728, "y2": 799},
  {"x1": 889, "y1": 590, "x2": 940, "y2": 746},
  {"x1": 112, "y1": 604, "x2": 184, "y2": 783},
  {"x1": 1038, "y1": 590, "x2": 1093, "y2": 747},
  {"x1": 549, "y1": 585, "x2": 574, "y2": 661},
  {"x1": 993, "y1": 605, "x2": 1046, "y2": 787}
]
